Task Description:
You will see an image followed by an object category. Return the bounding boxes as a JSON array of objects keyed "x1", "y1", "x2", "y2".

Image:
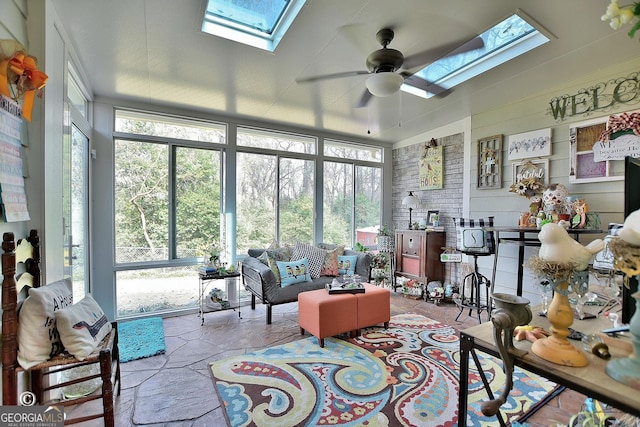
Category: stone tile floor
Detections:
[{"x1": 66, "y1": 291, "x2": 602, "y2": 426}]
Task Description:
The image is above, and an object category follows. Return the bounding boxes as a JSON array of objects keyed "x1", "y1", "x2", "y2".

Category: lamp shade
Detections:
[
  {"x1": 402, "y1": 191, "x2": 419, "y2": 206},
  {"x1": 366, "y1": 72, "x2": 404, "y2": 97}
]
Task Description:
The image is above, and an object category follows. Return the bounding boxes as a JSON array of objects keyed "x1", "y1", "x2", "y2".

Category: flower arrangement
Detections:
[
  {"x1": 509, "y1": 177, "x2": 544, "y2": 199},
  {"x1": 207, "y1": 241, "x2": 225, "y2": 267},
  {"x1": 602, "y1": 0, "x2": 640, "y2": 40},
  {"x1": 371, "y1": 252, "x2": 389, "y2": 269},
  {"x1": 400, "y1": 278, "x2": 423, "y2": 298}
]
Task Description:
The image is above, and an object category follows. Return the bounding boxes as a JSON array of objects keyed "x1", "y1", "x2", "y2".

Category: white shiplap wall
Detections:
[{"x1": 469, "y1": 57, "x2": 640, "y2": 304}]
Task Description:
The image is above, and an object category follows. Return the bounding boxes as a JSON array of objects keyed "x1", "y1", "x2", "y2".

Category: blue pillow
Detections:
[
  {"x1": 337, "y1": 255, "x2": 358, "y2": 275},
  {"x1": 276, "y1": 258, "x2": 312, "y2": 287}
]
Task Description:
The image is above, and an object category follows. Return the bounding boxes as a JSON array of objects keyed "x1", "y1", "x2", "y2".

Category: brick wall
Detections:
[{"x1": 392, "y1": 133, "x2": 464, "y2": 285}]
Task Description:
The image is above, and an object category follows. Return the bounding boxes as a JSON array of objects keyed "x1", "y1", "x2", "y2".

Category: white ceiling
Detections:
[{"x1": 51, "y1": 0, "x2": 633, "y2": 144}]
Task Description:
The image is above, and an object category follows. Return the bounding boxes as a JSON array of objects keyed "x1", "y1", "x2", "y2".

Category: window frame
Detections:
[{"x1": 112, "y1": 111, "x2": 228, "y2": 269}]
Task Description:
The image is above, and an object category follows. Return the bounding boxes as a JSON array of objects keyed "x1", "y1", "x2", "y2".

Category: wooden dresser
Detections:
[{"x1": 395, "y1": 229, "x2": 445, "y2": 285}]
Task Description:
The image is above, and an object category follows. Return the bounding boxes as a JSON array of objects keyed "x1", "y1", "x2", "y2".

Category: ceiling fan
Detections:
[{"x1": 296, "y1": 28, "x2": 484, "y2": 107}]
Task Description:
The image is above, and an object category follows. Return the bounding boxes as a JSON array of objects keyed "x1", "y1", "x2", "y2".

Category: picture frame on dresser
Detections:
[{"x1": 427, "y1": 210, "x2": 440, "y2": 226}]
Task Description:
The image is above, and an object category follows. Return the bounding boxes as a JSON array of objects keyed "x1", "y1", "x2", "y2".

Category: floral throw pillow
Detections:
[
  {"x1": 317, "y1": 243, "x2": 345, "y2": 256},
  {"x1": 320, "y1": 249, "x2": 339, "y2": 276}
]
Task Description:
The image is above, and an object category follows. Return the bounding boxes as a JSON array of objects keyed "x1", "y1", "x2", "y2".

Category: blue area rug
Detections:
[{"x1": 119, "y1": 317, "x2": 166, "y2": 362}]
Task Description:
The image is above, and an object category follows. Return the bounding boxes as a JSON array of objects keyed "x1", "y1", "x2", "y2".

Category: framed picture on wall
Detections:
[
  {"x1": 569, "y1": 116, "x2": 623, "y2": 183},
  {"x1": 507, "y1": 128, "x2": 552, "y2": 160},
  {"x1": 477, "y1": 134, "x2": 502, "y2": 189},
  {"x1": 419, "y1": 145, "x2": 443, "y2": 190},
  {"x1": 512, "y1": 159, "x2": 549, "y2": 187}
]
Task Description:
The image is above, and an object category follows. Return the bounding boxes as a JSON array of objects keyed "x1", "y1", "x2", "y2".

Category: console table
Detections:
[
  {"x1": 198, "y1": 271, "x2": 242, "y2": 325},
  {"x1": 490, "y1": 227, "x2": 603, "y2": 297},
  {"x1": 458, "y1": 313, "x2": 638, "y2": 427}
]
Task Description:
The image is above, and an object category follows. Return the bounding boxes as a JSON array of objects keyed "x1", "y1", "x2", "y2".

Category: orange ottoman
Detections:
[
  {"x1": 355, "y1": 283, "x2": 391, "y2": 334},
  {"x1": 298, "y1": 289, "x2": 358, "y2": 347}
]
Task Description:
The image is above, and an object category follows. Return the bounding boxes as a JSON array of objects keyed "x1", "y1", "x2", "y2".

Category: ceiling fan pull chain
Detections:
[{"x1": 398, "y1": 91, "x2": 402, "y2": 128}]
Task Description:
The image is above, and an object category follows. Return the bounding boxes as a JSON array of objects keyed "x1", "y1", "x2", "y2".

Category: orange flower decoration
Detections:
[{"x1": 0, "y1": 40, "x2": 48, "y2": 122}]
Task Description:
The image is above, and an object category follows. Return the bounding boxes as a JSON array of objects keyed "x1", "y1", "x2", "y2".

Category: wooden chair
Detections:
[{"x1": 2, "y1": 230, "x2": 121, "y2": 426}]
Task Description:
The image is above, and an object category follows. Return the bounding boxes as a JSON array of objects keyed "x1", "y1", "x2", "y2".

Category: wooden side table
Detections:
[{"x1": 458, "y1": 313, "x2": 638, "y2": 426}]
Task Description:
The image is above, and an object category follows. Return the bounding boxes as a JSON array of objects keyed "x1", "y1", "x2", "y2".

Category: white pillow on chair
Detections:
[
  {"x1": 55, "y1": 294, "x2": 112, "y2": 361},
  {"x1": 17, "y1": 278, "x2": 73, "y2": 369}
]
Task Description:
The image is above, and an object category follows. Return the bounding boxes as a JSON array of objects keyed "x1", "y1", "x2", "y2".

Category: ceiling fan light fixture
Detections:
[{"x1": 366, "y1": 73, "x2": 404, "y2": 97}]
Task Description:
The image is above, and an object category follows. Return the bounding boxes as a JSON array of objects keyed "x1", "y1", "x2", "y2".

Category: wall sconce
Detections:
[{"x1": 401, "y1": 191, "x2": 420, "y2": 229}]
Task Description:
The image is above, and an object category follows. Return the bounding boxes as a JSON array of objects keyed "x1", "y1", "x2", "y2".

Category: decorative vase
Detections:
[
  {"x1": 531, "y1": 278, "x2": 588, "y2": 367},
  {"x1": 481, "y1": 293, "x2": 532, "y2": 416},
  {"x1": 605, "y1": 290, "x2": 640, "y2": 390}
]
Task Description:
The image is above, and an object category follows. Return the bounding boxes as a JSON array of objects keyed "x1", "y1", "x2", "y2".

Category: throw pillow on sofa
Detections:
[
  {"x1": 291, "y1": 242, "x2": 326, "y2": 279},
  {"x1": 277, "y1": 258, "x2": 313, "y2": 287},
  {"x1": 337, "y1": 255, "x2": 358, "y2": 275},
  {"x1": 257, "y1": 248, "x2": 290, "y2": 285},
  {"x1": 17, "y1": 278, "x2": 73, "y2": 369},
  {"x1": 320, "y1": 248, "x2": 339, "y2": 276},
  {"x1": 317, "y1": 243, "x2": 345, "y2": 256}
]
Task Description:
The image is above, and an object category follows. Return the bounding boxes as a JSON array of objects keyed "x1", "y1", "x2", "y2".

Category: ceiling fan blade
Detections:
[
  {"x1": 402, "y1": 74, "x2": 449, "y2": 97},
  {"x1": 296, "y1": 70, "x2": 369, "y2": 84},
  {"x1": 355, "y1": 89, "x2": 373, "y2": 108},
  {"x1": 441, "y1": 36, "x2": 484, "y2": 60},
  {"x1": 402, "y1": 36, "x2": 484, "y2": 70}
]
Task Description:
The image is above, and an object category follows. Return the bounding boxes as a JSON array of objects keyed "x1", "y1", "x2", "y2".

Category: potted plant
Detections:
[
  {"x1": 370, "y1": 252, "x2": 390, "y2": 286},
  {"x1": 377, "y1": 224, "x2": 395, "y2": 253}
]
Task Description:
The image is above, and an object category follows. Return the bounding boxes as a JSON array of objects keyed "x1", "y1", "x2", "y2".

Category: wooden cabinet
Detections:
[{"x1": 395, "y1": 230, "x2": 445, "y2": 285}]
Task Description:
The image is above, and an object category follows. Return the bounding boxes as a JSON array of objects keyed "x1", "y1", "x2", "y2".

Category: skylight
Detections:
[
  {"x1": 201, "y1": 0, "x2": 305, "y2": 52},
  {"x1": 402, "y1": 10, "x2": 552, "y2": 99}
]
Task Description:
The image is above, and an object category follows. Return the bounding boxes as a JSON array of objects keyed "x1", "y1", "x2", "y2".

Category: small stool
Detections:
[
  {"x1": 354, "y1": 283, "x2": 390, "y2": 334},
  {"x1": 456, "y1": 253, "x2": 492, "y2": 323},
  {"x1": 298, "y1": 289, "x2": 358, "y2": 347},
  {"x1": 452, "y1": 216, "x2": 496, "y2": 323}
]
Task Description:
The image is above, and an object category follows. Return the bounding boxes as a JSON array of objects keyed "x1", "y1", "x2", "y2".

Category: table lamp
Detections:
[{"x1": 402, "y1": 191, "x2": 419, "y2": 229}]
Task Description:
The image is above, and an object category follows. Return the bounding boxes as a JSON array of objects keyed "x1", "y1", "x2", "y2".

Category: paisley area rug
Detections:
[{"x1": 209, "y1": 313, "x2": 556, "y2": 426}]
